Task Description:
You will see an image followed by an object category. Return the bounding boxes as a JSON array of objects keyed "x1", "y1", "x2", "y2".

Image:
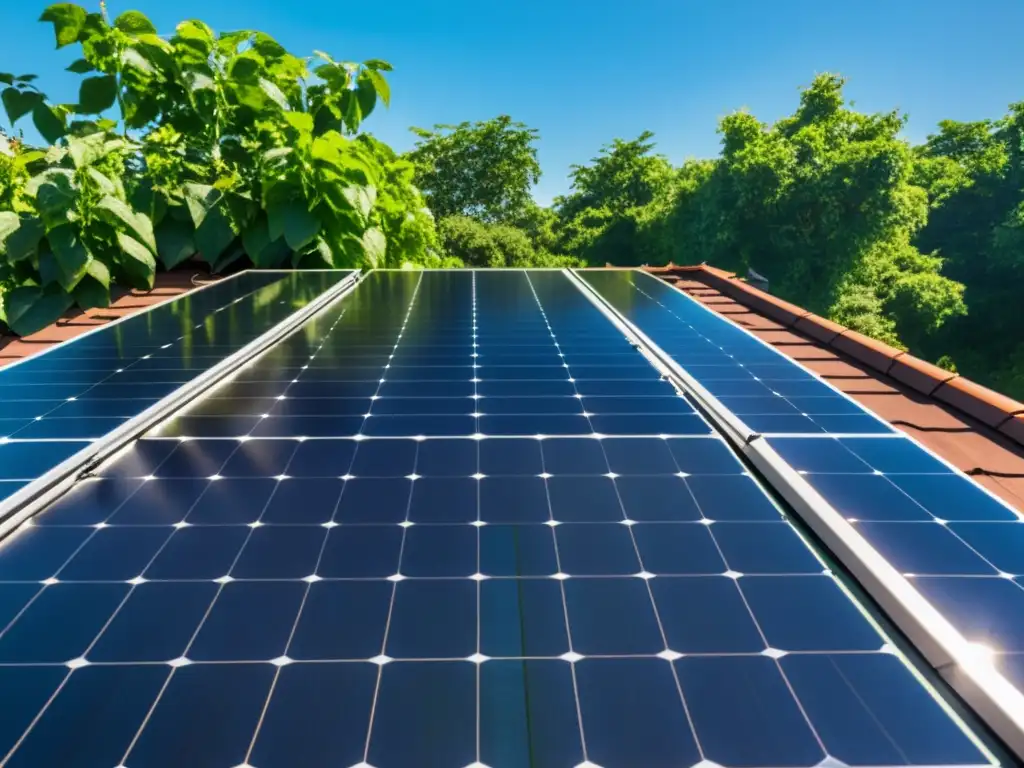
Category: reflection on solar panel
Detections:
[
  {"x1": 770, "y1": 435, "x2": 1024, "y2": 692},
  {"x1": 0, "y1": 271, "x2": 352, "y2": 505},
  {"x1": 0, "y1": 270, "x2": 992, "y2": 767},
  {"x1": 578, "y1": 267, "x2": 1024, "y2": 754},
  {"x1": 578, "y1": 269, "x2": 895, "y2": 436}
]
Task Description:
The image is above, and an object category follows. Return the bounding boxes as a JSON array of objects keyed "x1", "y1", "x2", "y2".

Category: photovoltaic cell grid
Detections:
[
  {"x1": 0, "y1": 270, "x2": 990, "y2": 768},
  {"x1": 0, "y1": 271, "x2": 351, "y2": 504},
  {"x1": 770, "y1": 435, "x2": 1024, "y2": 693},
  {"x1": 579, "y1": 269, "x2": 895, "y2": 436},
  {"x1": 579, "y1": 269, "x2": 1024, "y2": 702}
]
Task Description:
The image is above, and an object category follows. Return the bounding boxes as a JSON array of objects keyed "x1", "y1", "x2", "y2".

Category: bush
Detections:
[
  {"x1": 0, "y1": 5, "x2": 434, "y2": 335},
  {"x1": 438, "y1": 215, "x2": 582, "y2": 268}
]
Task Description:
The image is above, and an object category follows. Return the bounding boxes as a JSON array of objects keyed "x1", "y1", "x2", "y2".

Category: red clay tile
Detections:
[
  {"x1": 1000, "y1": 415, "x2": 1024, "y2": 446},
  {"x1": 888, "y1": 354, "x2": 957, "y2": 396},
  {"x1": 830, "y1": 331, "x2": 901, "y2": 373},
  {"x1": 932, "y1": 377, "x2": 1024, "y2": 429},
  {"x1": 793, "y1": 315, "x2": 845, "y2": 344}
]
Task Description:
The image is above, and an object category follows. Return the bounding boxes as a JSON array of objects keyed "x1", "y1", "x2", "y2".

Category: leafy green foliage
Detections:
[
  {"x1": 912, "y1": 104, "x2": 1024, "y2": 397},
  {"x1": 1, "y1": 4, "x2": 435, "y2": 336},
  {"x1": 408, "y1": 116, "x2": 541, "y2": 224},
  {"x1": 439, "y1": 215, "x2": 581, "y2": 268}
]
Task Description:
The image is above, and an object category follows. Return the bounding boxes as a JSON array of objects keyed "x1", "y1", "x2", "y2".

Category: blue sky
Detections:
[{"x1": 2, "y1": 0, "x2": 1022, "y2": 204}]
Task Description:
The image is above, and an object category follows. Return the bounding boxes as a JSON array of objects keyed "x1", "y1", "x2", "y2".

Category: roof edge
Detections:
[{"x1": 644, "y1": 263, "x2": 1024, "y2": 445}]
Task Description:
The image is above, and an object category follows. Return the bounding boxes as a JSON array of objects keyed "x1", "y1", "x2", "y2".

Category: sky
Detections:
[{"x1": 2, "y1": 0, "x2": 1023, "y2": 205}]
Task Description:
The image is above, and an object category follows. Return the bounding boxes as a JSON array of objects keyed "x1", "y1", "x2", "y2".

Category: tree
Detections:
[
  {"x1": 438, "y1": 215, "x2": 580, "y2": 268},
  {"x1": 659, "y1": 74, "x2": 965, "y2": 348},
  {"x1": 913, "y1": 105, "x2": 1024, "y2": 396},
  {"x1": 407, "y1": 116, "x2": 540, "y2": 224},
  {"x1": 553, "y1": 132, "x2": 677, "y2": 266}
]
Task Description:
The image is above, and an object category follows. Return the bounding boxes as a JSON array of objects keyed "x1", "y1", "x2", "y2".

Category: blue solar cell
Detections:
[
  {"x1": 89, "y1": 582, "x2": 218, "y2": 663},
  {"x1": 652, "y1": 577, "x2": 765, "y2": 653},
  {"x1": 481, "y1": 578, "x2": 568, "y2": 657},
  {"x1": 676, "y1": 656, "x2": 825, "y2": 766},
  {"x1": 633, "y1": 523, "x2": 725, "y2": 574},
  {"x1": 951, "y1": 522, "x2": 1024, "y2": 574},
  {"x1": 249, "y1": 663, "x2": 376, "y2": 768},
  {"x1": 481, "y1": 660, "x2": 583, "y2": 767},
  {"x1": 369, "y1": 662, "x2": 475, "y2": 768},
  {"x1": 352, "y1": 438, "x2": 420, "y2": 476},
  {"x1": 565, "y1": 578, "x2": 663, "y2": 655},
  {"x1": 126, "y1": 663, "x2": 274, "y2": 768},
  {"x1": 712, "y1": 521, "x2": 824, "y2": 574},
  {"x1": 4, "y1": 664, "x2": 167, "y2": 768},
  {"x1": 318, "y1": 525, "x2": 403, "y2": 578},
  {"x1": 805, "y1": 473, "x2": 935, "y2": 521},
  {"x1": 289, "y1": 580, "x2": 391, "y2": 660},
  {"x1": 889, "y1": 473, "x2": 1020, "y2": 521},
  {"x1": 577, "y1": 658, "x2": 701, "y2": 767},
  {"x1": 741, "y1": 575, "x2": 886, "y2": 651},
  {"x1": 785, "y1": 652, "x2": 991, "y2": 764},
  {"x1": 190, "y1": 581, "x2": 304, "y2": 661},
  {"x1": 387, "y1": 580, "x2": 476, "y2": 658},
  {"x1": 856, "y1": 521, "x2": 999, "y2": 575}
]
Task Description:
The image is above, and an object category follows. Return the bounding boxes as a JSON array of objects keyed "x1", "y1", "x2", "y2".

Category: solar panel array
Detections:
[
  {"x1": 0, "y1": 270, "x2": 352, "y2": 504},
  {"x1": 0, "y1": 270, "x2": 991, "y2": 767},
  {"x1": 580, "y1": 268, "x2": 1024, "y2": 713},
  {"x1": 579, "y1": 269, "x2": 894, "y2": 436}
]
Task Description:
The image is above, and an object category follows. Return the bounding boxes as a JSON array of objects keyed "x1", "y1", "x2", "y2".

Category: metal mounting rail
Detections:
[
  {"x1": 564, "y1": 267, "x2": 1024, "y2": 762},
  {"x1": 0, "y1": 269, "x2": 365, "y2": 543}
]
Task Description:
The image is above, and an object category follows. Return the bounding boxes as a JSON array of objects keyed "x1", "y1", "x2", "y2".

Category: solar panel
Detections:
[
  {"x1": 0, "y1": 269, "x2": 993, "y2": 767},
  {"x1": 577, "y1": 267, "x2": 1024, "y2": 751},
  {"x1": 578, "y1": 269, "x2": 895, "y2": 436},
  {"x1": 770, "y1": 434, "x2": 1024, "y2": 691},
  {"x1": 0, "y1": 271, "x2": 352, "y2": 505}
]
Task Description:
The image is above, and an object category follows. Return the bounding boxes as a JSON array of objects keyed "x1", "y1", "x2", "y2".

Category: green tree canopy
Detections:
[
  {"x1": 913, "y1": 104, "x2": 1024, "y2": 396},
  {"x1": 407, "y1": 115, "x2": 541, "y2": 224}
]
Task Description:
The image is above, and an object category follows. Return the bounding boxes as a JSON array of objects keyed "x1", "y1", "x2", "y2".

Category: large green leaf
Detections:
[
  {"x1": 0, "y1": 213, "x2": 21, "y2": 254},
  {"x1": 114, "y1": 11, "x2": 156, "y2": 36},
  {"x1": 355, "y1": 71, "x2": 377, "y2": 119},
  {"x1": 1, "y1": 216, "x2": 45, "y2": 262},
  {"x1": 4, "y1": 284, "x2": 73, "y2": 336},
  {"x1": 96, "y1": 196, "x2": 157, "y2": 254},
  {"x1": 46, "y1": 225, "x2": 91, "y2": 290},
  {"x1": 194, "y1": 207, "x2": 236, "y2": 265},
  {"x1": 341, "y1": 185, "x2": 377, "y2": 226},
  {"x1": 339, "y1": 90, "x2": 361, "y2": 134},
  {"x1": 267, "y1": 199, "x2": 321, "y2": 251},
  {"x1": 361, "y1": 227, "x2": 386, "y2": 268},
  {"x1": 2, "y1": 87, "x2": 42, "y2": 125},
  {"x1": 32, "y1": 102, "x2": 67, "y2": 144},
  {"x1": 183, "y1": 183, "x2": 221, "y2": 228},
  {"x1": 66, "y1": 58, "x2": 94, "y2": 74},
  {"x1": 39, "y1": 4, "x2": 87, "y2": 48},
  {"x1": 259, "y1": 79, "x2": 289, "y2": 111},
  {"x1": 364, "y1": 68, "x2": 390, "y2": 108},
  {"x1": 78, "y1": 75, "x2": 117, "y2": 114},
  {"x1": 0, "y1": 73, "x2": 13, "y2": 86},
  {"x1": 28, "y1": 169, "x2": 75, "y2": 228},
  {"x1": 363, "y1": 59, "x2": 393, "y2": 72},
  {"x1": 67, "y1": 132, "x2": 107, "y2": 168},
  {"x1": 155, "y1": 218, "x2": 198, "y2": 269},
  {"x1": 116, "y1": 232, "x2": 156, "y2": 289},
  {"x1": 73, "y1": 271, "x2": 110, "y2": 309},
  {"x1": 242, "y1": 217, "x2": 291, "y2": 268}
]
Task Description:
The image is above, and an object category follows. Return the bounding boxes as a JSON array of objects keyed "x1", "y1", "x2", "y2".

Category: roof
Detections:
[
  {"x1": 0, "y1": 269, "x2": 220, "y2": 369},
  {"x1": 645, "y1": 264, "x2": 1024, "y2": 514}
]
